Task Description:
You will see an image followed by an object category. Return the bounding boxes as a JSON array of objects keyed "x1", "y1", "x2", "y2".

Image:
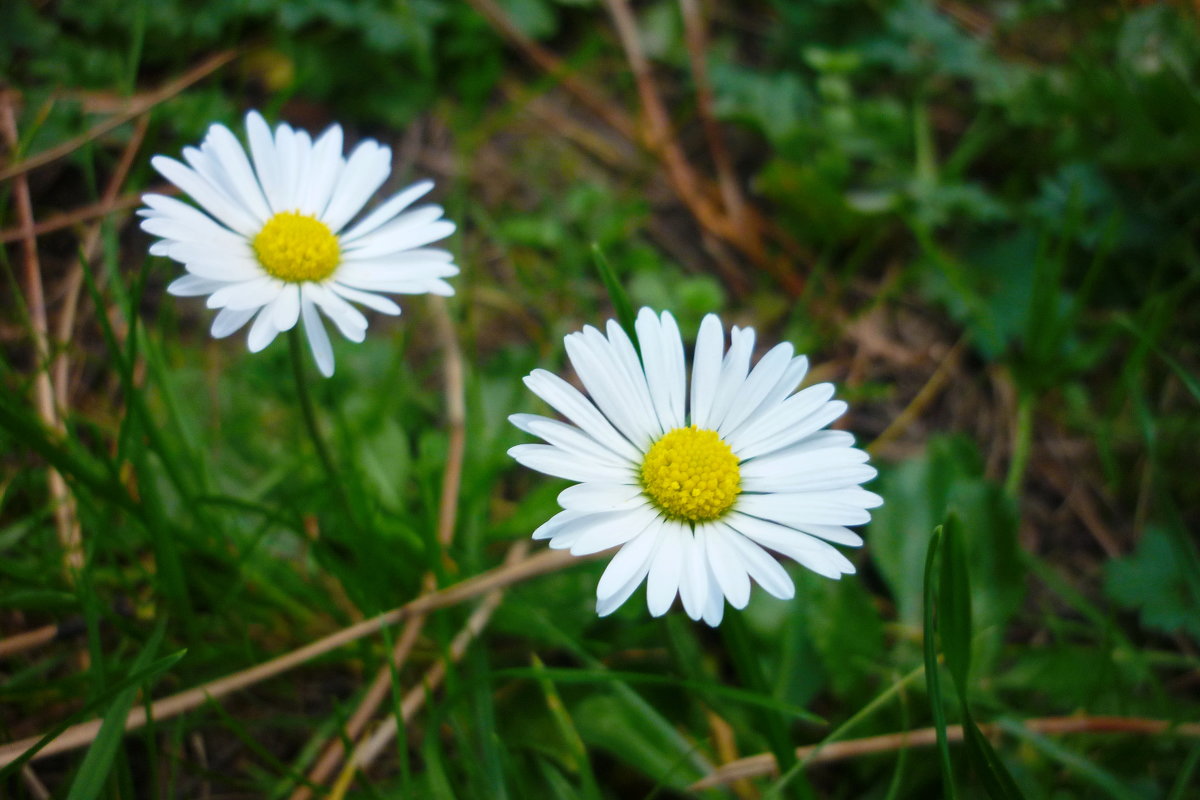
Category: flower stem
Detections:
[{"x1": 287, "y1": 328, "x2": 354, "y2": 518}]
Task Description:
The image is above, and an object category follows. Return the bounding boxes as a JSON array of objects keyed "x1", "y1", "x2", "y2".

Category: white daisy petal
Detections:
[
  {"x1": 720, "y1": 524, "x2": 795, "y2": 600},
  {"x1": 636, "y1": 308, "x2": 685, "y2": 431},
  {"x1": 531, "y1": 509, "x2": 588, "y2": 541},
  {"x1": 202, "y1": 123, "x2": 271, "y2": 222},
  {"x1": 300, "y1": 293, "x2": 335, "y2": 377},
  {"x1": 558, "y1": 483, "x2": 645, "y2": 512},
  {"x1": 566, "y1": 505, "x2": 660, "y2": 556},
  {"x1": 795, "y1": 524, "x2": 864, "y2": 547},
  {"x1": 306, "y1": 283, "x2": 368, "y2": 342},
  {"x1": 565, "y1": 326, "x2": 659, "y2": 448},
  {"x1": 341, "y1": 205, "x2": 447, "y2": 253},
  {"x1": 508, "y1": 445, "x2": 633, "y2": 484},
  {"x1": 646, "y1": 520, "x2": 686, "y2": 616},
  {"x1": 150, "y1": 155, "x2": 260, "y2": 237},
  {"x1": 206, "y1": 276, "x2": 284, "y2": 311},
  {"x1": 328, "y1": 283, "x2": 402, "y2": 316},
  {"x1": 321, "y1": 140, "x2": 392, "y2": 232},
  {"x1": 725, "y1": 383, "x2": 842, "y2": 456},
  {"x1": 701, "y1": 568, "x2": 726, "y2": 627},
  {"x1": 522, "y1": 370, "x2": 642, "y2": 462},
  {"x1": 726, "y1": 512, "x2": 856, "y2": 580},
  {"x1": 273, "y1": 123, "x2": 300, "y2": 207},
  {"x1": 700, "y1": 523, "x2": 750, "y2": 609},
  {"x1": 245, "y1": 111, "x2": 285, "y2": 213},
  {"x1": 246, "y1": 305, "x2": 280, "y2": 353},
  {"x1": 741, "y1": 447, "x2": 875, "y2": 493},
  {"x1": 690, "y1": 313, "x2": 724, "y2": 428},
  {"x1": 342, "y1": 219, "x2": 457, "y2": 260},
  {"x1": 596, "y1": 524, "x2": 663, "y2": 616},
  {"x1": 341, "y1": 180, "x2": 435, "y2": 243},
  {"x1": 707, "y1": 325, "x2": 755, "y2": 430},
  {"x1": 299, "y1": 123, "x2": 344, "y2": 217},
  {"x1": 678, "y1": 528, "x2": 709, "y2": 621},
  {"x1": 167, "y1": 275, "x2": 228, "y2": 297},
  {"x1": 510, "y1": 414, "x2": 634, "y2": 469},
  {"x1": 510, "y1": 307, "x2": 878, "y2": 625},
  {"x1": 718, "y1": 342, "x2": 793, "y2": 436},
  {"x1": 271, "y1": 284, "x2": 301, "y2": 332},
  {"x1": 735, "y1": 492, "x2": 875, "y2": 527},
  {"x1": 211, "y1": 307, "x2": 256, "y2": 339}
]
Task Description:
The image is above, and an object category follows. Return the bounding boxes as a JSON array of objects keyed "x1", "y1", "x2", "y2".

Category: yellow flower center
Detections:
[
  {"x1": 640, "y1": 426, "x2": 741, "y2": 522},
  {"x1": 252, "y1": 211, "x2": 340, "y2": 283}
]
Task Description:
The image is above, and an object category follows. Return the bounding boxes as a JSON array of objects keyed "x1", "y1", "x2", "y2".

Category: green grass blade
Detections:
[
  {"x1": 997, "y1": 718, "x2": 1137, "y2": 800},
  {"x1": 938, "y1": 513, "x2": 973, "y2": 691},
  {"x1": 66, "y1": 620, "x2": 169, "y2": 800},
  {"x1": 494, "y1": 666, "x2": 824, "y2": 724},
  {"x1": 961, "y1": 708, "x2": 1025, "y2": 800},
  {"x1": 923, "y1": 525, "x2": 957, "y2": 800},
  {"x1": 591, "y1": 243, "x2": 639, "y2": 352},
  {"x1": 0, "y1": 649, "x2": 186, "y2": 782}
]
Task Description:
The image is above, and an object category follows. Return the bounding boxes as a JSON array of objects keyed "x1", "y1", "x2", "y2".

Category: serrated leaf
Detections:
[{"x1": 1105, "y1": 526, "x2": 1200, "y2": 642}]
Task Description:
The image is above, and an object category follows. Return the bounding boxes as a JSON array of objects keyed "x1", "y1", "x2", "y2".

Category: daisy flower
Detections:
[
  {"x1": 509, "y1": 308, "x2": 881, "y2": 626},
  {"x1": 140, "y1": 110, "x2": 458, "y2": 376}
]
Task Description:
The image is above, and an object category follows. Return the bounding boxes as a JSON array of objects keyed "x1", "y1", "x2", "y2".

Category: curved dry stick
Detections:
[
  {"x1": 290, "y1": 296, "x2": 469, "y2": 799},
  {"x1": 0, "y1": 625, "x2": 57, "y2": 660},
  {"x1": 0, "y1": 547, "x2": 587, "y2": 768},
  {"x1": 464, "y1": 0, "x2": 637, "y2": 141},
  {"x1": 0, "y1": 50, "x2": 237, "y2": 182},
  {"x1": 867, "y1": 336, "x2": 966, "y2": 456},
  {"x1": 430, "y1": 296, "x2": 467, "y2": 550},
  {"x1": 679, "y1": 0, "x2": 746, "y2": 229},
  {"x1": 690, "y1": 715, "x2": 1200, "y2": 790},
  {"x1": 0, "y1": 188, "x2": 175, "y2": 245},
  {"x1": 1, "y1": 100, "x2": 81, "y2": 581},
  {"x1": 52, "y1": 116, "x2": 149, "y2": 413}
]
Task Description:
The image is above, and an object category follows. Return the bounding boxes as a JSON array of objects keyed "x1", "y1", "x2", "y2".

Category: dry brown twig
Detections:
[
  {"x1": 679, "y1": 0, "x2": 747, "y2": 230},
  {"x1": 0, "y1": 623, "x2": 59, "y2": 660},
  {"x1": 689, "y1": 715, "x2": 1200, "y2": 790},
  {"x1": 868, "y1": 335, "x2": 967, "y2": 456},
  {"x1": 0, "y1": 191, "x2": 161, "y2": 245},
  {"x1": 53, "y1": 116, "x2": 149, "y2": 419},
  {"x1": 0, "y1": 50, "x2": 238, "y2": 182},
  {"x1": 1, "y1": 99, "x2": 82, "y2": 581}
]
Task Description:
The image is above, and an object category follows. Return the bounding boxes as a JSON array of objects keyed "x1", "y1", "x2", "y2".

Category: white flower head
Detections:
[
  {"x1": 509, "y1": 308, "x2": 882, "y2": 626},
  {"x1": 140, "y1": 110, "x2": 458, "y2": 376}
]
